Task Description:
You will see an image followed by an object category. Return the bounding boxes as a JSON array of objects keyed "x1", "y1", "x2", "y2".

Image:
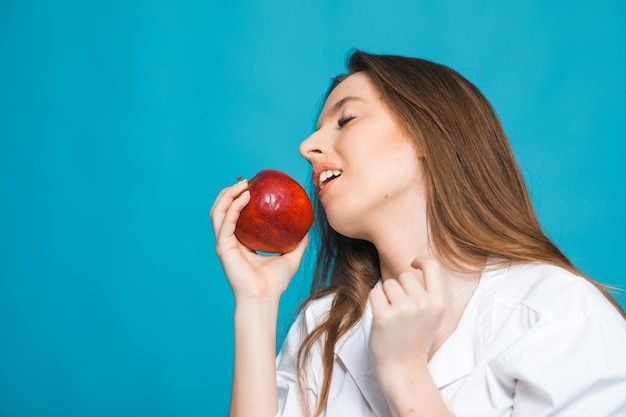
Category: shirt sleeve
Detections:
[
  {"x1": 494, "y1": 307, "x2": 626, "y2": 416},
  {"x1": 274, "y1": 298, "x2": 329, "y2": 417}
]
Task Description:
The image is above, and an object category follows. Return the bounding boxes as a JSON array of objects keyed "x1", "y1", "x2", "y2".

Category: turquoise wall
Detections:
[{"x1": 1, "y1": 1, "x2": 624, "y2": 415}]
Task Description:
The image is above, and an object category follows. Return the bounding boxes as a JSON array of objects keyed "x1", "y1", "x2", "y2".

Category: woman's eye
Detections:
[{"x1": 337, "y1": 116, "x2": 355, "y2": 128}]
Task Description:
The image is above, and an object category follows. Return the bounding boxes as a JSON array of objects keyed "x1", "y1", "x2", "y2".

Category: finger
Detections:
[
  {"x1": 411, "y1": 257, "x2": 447, "y2": 299},
  {"x1": 381, "y1": 278, "x2": 407, "y2": 304},
  {"x1": 397, "y1": 270, "x2": 427, "y2": 298},
  {"x1": 215, "y1": 189, "x2": 251, "y2": 242},
  {"x1": 209, "y1": 187, "x2": 230, "y2": 218},
  {"x1": 368, "y1": 286, "x2": 390, "y2": 313},
  {"x1": 210, "y1": 180, "x2": 248, "y2": 219},
  {"x1": 210, "y1": 181, "x2": 249, "y2": 232}
]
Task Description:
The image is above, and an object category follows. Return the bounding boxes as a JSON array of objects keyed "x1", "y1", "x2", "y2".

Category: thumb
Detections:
[{"x1": 281, "y1": 234, "x2": 309, "y2": 270}]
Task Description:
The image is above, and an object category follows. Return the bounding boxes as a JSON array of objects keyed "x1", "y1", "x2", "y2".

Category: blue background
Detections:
[{"x1": 1, "y1": 1, "x2": 624, "y2": 416}]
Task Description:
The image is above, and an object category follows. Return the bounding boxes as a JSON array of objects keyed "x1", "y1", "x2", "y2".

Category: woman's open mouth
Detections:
[
  {"x1": 318, "y1": 169, "x2": 342, "y2": 190},
  {"x1": 312, "y1": 165, "x2": 343, "y2": 196}
]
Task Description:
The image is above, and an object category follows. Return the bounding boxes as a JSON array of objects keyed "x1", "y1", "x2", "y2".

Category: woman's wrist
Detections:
[
  {"x1": 376, "y1": 359, "x2": 430, "y2": 393},
  {"x1": 234, "y1": 290, "x2": 281, "y2": 309},
  {"x1": 377, "y1": 364, "x2": 450, "y2": 417},
  {"x1": 233, "y1": 295, "x2": 281, "y2": 328}
]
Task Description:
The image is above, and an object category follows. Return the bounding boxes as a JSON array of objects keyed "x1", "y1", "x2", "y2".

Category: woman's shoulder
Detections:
[
  {"x1": 468, "y1": 263, "x2": 626, "y2": 416},
  {"x1": 477, "y1": 262, "x2": 626, "y2": 371},
  {"x1": 487, "y1": 261, "x2": 623, "y2": 322},
  {"x1": 277, "y1": 292, "x2": 335, "y2": 363},
  {"x1": 292, "y1": 291, "x2": 336, "y2": 332}
]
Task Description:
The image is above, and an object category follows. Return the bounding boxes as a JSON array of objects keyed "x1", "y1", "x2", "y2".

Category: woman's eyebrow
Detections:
[{"x1": 316, "y1": 96, "x2": 364, "y2": 130}]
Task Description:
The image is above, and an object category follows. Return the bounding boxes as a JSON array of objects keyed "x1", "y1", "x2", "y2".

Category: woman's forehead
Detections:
[
  {"x1": 317, "y1": 73, "x2": 378, "y2": 122},
  {"x1": 324, "y1": 72, "x2": 374, "y2": 103}
]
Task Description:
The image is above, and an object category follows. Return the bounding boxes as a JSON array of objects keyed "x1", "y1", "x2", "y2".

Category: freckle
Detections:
[
  {"x1": 384, "y1": 194, "x2": 389, "y2": 199},
  {"x1": 409, "y1": 408, "x2": 415, "y2": 413}
]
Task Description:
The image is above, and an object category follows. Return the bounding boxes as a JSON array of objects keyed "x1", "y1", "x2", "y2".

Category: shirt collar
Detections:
[
  {"x1": 335, "y1": 276, "x2": 486, "y2": 415},
  {"x1": 335, "y1": 300, "x2": 391, "y2": 417}
]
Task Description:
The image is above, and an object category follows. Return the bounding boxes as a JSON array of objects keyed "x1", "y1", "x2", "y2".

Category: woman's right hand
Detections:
[{"x1": 210, "y1": 180, "x2": 308, "y2": 302}]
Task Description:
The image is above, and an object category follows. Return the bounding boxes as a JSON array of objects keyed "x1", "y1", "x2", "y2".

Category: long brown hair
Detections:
[{"x1": 296, "y1": 50, "x2": 625, "y2": 417}]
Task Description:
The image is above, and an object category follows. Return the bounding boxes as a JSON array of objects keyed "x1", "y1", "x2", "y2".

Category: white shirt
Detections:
[{"x1": 275, "y1": 262, "x2": 626, "y2": 416}]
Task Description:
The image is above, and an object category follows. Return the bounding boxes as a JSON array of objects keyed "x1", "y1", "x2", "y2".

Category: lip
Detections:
[{"x1": 312, "y1": 162, "x2": 343, "y2": 198}]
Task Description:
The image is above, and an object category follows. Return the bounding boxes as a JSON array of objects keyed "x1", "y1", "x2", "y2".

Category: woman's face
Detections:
[{"x1": 299, "y1": 72, "x2": 426, "y2": 240}]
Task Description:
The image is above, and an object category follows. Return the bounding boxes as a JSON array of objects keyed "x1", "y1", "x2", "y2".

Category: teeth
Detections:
[{"x1": 319, "y1": 170, "x2": 342, "y2": 189}]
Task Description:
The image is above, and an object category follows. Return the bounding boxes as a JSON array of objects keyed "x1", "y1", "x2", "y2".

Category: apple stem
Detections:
[{"x1": 236, "y1": 175, "x2": 243, "y2": 182}]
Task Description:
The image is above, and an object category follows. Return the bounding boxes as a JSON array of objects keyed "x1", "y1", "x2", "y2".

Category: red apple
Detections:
[{"x1": 234, "y1": 169, "x2": 314, "y2": 254}]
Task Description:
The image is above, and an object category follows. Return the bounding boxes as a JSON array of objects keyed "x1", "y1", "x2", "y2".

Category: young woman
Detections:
[{"x1": 210, "y1": 51, "x2": 626, "y2": 417}]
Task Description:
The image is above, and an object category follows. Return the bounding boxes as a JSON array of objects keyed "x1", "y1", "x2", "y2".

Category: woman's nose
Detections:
[{"x1": 299, "y1": 132, "x2": 329, "y2": 163}]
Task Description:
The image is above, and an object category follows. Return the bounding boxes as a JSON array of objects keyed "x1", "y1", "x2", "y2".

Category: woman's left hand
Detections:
[{"x1": 368, "y1": 257, "x2": 448, "y2": 378}]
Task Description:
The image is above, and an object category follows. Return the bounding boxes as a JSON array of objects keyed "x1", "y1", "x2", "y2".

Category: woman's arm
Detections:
[
  {"x1": 368, "y1": 258, "x2": 451, "y2": 417},
  {"x1": 210, "y1": 180, "x2": 308, "y2": 417},
  {"x1": 230, "y1": 297, "x2": 281, "y2": 417}
]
